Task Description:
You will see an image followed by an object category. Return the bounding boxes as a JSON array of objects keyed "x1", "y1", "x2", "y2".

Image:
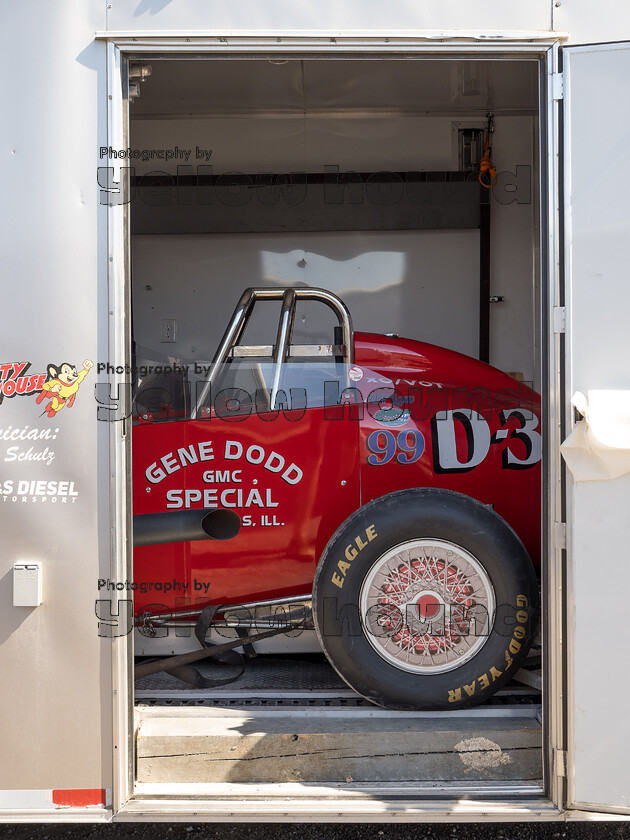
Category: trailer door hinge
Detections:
[
  {"x1": 554, "y1": 521, "x2": 567, "y2": 551},
  {"x1": 554, "y1": 748, "x2": 567, "y2": 778},
  {"x1": 553, "y1": 306, "x2": 566, "y2": 334},
  {"x1": 552, "y1": 72, "x2": 564, "y2": 101}
]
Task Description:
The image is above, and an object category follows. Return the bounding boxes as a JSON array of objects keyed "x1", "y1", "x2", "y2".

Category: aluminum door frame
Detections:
[{"x1": 103, "y1": 35, "x2": 564, "y2": 819}]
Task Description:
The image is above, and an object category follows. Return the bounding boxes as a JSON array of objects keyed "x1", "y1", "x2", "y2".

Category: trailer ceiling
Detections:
[{"x1": 130, "y1": 58, "x2": 539, "y2": 118}]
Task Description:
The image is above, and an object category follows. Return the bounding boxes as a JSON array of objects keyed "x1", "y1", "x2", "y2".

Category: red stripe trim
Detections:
[{"x1": 52, "y1": 788, "x2": 106, "y2": 807}]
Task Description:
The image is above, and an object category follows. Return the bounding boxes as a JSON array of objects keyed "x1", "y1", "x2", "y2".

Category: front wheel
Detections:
[{"x1": 312, "y1": 488, "x2": 538, "y2": 710}]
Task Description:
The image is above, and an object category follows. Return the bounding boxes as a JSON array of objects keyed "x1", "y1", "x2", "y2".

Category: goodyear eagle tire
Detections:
[{"x1": 312, "y1": 488, "x2": 538, "y2": 710}]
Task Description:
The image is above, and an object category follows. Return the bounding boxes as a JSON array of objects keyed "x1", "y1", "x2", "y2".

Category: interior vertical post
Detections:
[{"x1": 479, "y1": 188, "x2": 491, "y2": 362}]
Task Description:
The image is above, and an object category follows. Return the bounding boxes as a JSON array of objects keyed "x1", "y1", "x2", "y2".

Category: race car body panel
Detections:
[
  {"x1": 132, "y1": 305, "x2": 540, "y2": 615},
  {"x1": 353, "y1": 333, "x2": 541, "y2": 565}
]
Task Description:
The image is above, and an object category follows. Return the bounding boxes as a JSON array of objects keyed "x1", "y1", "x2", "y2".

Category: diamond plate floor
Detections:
[
  {"x1": 134, "y1": 652, "x2": 542, "y2": 710},
  {"x1": 135, "y1": 654, "x2": 347, "y2": 693}
]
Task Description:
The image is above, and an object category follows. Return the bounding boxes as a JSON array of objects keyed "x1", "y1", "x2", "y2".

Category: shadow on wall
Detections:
[
  {"x1": 134, "y1": 0, "x2": 174, "y2": 17},
  {"x1": 131, "y1": 229, "x2": 481, "y2": 368}
]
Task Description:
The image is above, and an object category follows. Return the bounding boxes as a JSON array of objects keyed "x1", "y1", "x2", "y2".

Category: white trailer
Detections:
[{"x1": 1, "y1": 0, "x2": 630, "y2": 822}]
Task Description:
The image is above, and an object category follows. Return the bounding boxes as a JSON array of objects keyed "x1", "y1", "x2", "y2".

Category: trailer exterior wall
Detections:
[
  {"x1": 2, "y1": 0, "x2": 630, "y2": 821},
  {"x1": 106, "y1": 1, "x2": 553, "y2": 37},
  {"x1": 554, "y1": 1, "x2": 630, "y2": 44},
  {"x1": 0, "y1": 0, "x2": 111, "y2": 805}
]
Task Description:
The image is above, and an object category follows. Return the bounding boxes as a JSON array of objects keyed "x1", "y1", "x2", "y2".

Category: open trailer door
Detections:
[{"x1": 561, "y1": 41, "x2": 630, "y2": 815}]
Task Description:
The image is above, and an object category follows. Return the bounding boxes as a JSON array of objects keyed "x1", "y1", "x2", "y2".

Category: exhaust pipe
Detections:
[{"x1": 133, "y1": 508, "x2": 240, "y2": 547}]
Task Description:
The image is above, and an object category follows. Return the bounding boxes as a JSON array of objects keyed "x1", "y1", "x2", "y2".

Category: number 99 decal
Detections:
[
  {"x1": 367, "y1": 409, "x2": 541, "y2": 472},
  {"x1": 366, "y1": 429, "x2": 425, "y2": 466}
]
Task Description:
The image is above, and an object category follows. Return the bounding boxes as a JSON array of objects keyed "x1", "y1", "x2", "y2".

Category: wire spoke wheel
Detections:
[
  {"x1": 313, "y1": 489, "x2": 538, "y2": 710},
  {"x1": 360, "y1": 539, "x2": 495, "y2": 675}
]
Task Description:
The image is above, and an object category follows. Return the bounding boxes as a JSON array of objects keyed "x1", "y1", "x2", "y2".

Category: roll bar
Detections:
[{"x1": 192, "y1": 287, "x2": 354, "y2": 419}]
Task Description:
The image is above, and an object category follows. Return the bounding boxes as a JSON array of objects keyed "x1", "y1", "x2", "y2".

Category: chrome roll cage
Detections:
[{"x1": 191, "y1": 287, "x2": 354, "y2": 419}]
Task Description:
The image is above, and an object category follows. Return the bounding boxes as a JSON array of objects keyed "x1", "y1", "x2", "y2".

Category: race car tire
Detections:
[{"x1": 312, "y1": 488, "x2": 538, "y2": 710}]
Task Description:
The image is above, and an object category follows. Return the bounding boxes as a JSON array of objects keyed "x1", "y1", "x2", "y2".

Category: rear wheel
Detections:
[{"x1": 312, "y1": 488, "x2": 538, "y2": 710}]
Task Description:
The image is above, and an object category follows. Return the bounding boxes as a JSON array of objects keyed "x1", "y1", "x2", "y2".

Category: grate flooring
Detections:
[
  {"x1": 134, "y1": 653, "x2": 542, "y2": 708},
  {"x1": 135, "y1": 654, "x2": 346, "y2": 693}
]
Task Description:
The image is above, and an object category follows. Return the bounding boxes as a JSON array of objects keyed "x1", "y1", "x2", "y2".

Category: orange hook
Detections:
[{"x1": 479, "y1": 113, "x2": 497, "y2": 189}]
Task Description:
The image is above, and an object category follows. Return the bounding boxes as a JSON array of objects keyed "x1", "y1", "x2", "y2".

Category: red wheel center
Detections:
[{"x1": 415, "y1": 593, "x2": 442, "y2": 621}]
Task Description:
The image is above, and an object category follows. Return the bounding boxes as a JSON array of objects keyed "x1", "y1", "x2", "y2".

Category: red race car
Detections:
[{"x1": 132, "y1": 287, "x2": 540, "y2": 710}]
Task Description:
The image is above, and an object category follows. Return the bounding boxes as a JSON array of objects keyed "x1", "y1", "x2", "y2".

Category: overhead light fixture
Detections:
[{"x1": 268, "y1": 59, "x2": 289, "y2": 65}]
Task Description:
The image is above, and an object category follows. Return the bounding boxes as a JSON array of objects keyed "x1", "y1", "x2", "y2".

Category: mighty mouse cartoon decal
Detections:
[{"x1": 36, "y1": 359, "x2": 93, "y2": 417}]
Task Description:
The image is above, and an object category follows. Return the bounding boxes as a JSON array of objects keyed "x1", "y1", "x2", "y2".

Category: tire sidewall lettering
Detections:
[
  {"x1": 331, "y1": 524, "x2": 378, "y2": 588},
  {"x1": 446, "y1": 593, "x2": 532, "y2": 704}
]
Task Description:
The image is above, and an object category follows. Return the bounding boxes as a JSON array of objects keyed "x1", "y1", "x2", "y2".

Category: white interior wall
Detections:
[
  {"x1": 131, "y1": 110, "x2": 537, "y2": 384},
  {"x1": 132, "y1": 229, "x2": 480, "y2": 361},
  {"x1": 487, "y1": 115, "x2": 537, "y2": 381}
]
